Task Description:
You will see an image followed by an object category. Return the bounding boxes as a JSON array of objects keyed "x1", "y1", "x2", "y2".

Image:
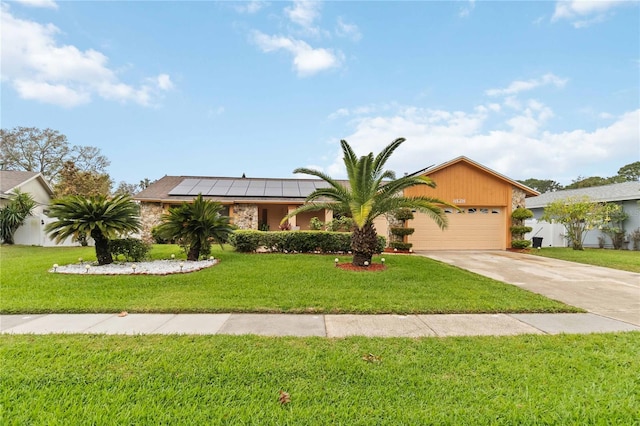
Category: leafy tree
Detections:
[
  {"x1": 54, "y1": 161, "x2": 112, "y2": 197},
  {"x1": 0, "y1": 127, "x2": 110, "y2": 182},
  {"x1": 600, "y1": 204, "x2": 629, "y2": 250},
  {"x1": 517, "y1": 178, "x2": 563, "y2": 193},
  {"x1": 540, "y1": 196, "x2": 610, "y2": 250},
  {"x1": 616, "y1": 161, "x2": 640, "y2": 182},
  {"x1": 45, "y1": 195, "x2": 141, "y2": 265},
  {"x1": 114, "y1": 182, "x2": 141, "y2": 196},
  {"x1": 0, "y1": 189, "x2": 36, "y2": 244},
  {"x1": 155, "y1": 194, "x2": 232, "y2": 261},
  {"x1": 283, "y1": 138, "x2": 453, "y2": 266},
  {"x1": 564, "y1": 176, "x2": 611, "y2": 189}
]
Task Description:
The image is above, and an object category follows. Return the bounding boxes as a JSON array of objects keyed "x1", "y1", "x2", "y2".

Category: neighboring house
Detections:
[
  {"x1": 0, "y1": 170, "x2": 54, "y2": 246},
  {"x1": 525, "y1": 181, "x2": 640, "y2": 248},
  {"x1": 135, "y1": 156, "x2": 539, "y2": 250}
]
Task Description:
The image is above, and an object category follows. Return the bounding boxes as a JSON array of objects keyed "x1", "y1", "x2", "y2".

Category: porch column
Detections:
[{"x1": 287, "y1": 205, "x2": 297, "y2": 228}]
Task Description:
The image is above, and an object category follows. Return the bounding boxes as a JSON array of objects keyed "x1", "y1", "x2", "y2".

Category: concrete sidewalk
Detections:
[{"x1": 2, "y1": 312, "x2": 638, "y2": 337}]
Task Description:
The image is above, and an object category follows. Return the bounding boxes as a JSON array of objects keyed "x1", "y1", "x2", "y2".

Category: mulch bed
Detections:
[{"x1": 336, "y1": 263, "x2": 386, "y2": 272}]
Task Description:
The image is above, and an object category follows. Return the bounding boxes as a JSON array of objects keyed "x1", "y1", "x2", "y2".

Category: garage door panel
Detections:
[{"x1": 409, "y1": 207, "x2": 504, "y2": 250}]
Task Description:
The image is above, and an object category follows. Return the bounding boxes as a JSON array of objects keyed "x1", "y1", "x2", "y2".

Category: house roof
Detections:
[
  {"x1": 135, "y1": 175, "x2": 334, "y2": 203},
  {"x1": 414, "y1": 156, "x2": 540, "y2": 197},
  {"x1": 526, "y1": 181, "x2": 640, "y2": 208},
  {"x1": 0, "y1": 170, "x2": 54, "y2": 198}
]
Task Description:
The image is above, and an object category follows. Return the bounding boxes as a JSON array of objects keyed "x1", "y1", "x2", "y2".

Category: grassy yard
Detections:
[
  {"x1": 531, "y1": 247, "x2": 640, "y2": 273},
  {"x1": 0, "y1": 245, "x2": 578, "y2": 314},
  {"x1": 1, "y1": 333, "x2": 638, "y2": 424}
]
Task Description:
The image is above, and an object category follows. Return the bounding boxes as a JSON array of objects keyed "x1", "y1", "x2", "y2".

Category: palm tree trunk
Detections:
[
  {"x1": 91, "y1": 231, "x2": 113, "y2": 265},
  {"x1": 187, "y1": 239, "x2": 201, "y2": 261},
  {"x1": 351, "y1": 223, "x2": 378, "y2": 266}
]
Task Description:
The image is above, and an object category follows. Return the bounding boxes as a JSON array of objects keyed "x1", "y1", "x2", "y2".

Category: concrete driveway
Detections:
[{"x1": 417, "y1": 250, "x2": 640, "y2": 326}]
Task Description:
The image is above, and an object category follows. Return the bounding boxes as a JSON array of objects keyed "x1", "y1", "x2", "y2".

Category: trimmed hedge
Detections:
[
  {"x1": 389, "y1": 241, "x2": 413, "y2": 251},
  {"x1": 230, "y1": 230, "x2": 386, "y2": 254},
  {"x1": 511, "y1": 239, "x2": 532, "y2": 249},
  {"x1": 390, "y1": 227, "x2": 415, "y2": 237}
]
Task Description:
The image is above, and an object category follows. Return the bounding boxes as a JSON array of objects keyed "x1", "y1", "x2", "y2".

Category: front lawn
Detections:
[
  {"x1": 1, "y1": 333, "x2": 638, "y2": 424},
  {"x1": 0, "y1": 245, "x2": 578, "y2": 314},
  {"x1": 531, "y1": 247, "x2": 640, "y2": 273}
]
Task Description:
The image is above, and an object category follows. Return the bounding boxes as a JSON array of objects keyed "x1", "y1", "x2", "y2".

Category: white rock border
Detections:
[{"x1": 49, "y1": 259, "x2": 219, "y2": 275}]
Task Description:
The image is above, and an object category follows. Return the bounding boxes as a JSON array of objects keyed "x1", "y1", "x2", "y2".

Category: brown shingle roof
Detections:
[{"x1": 0, "y1": 170, "x2": 53, "y2": 196}]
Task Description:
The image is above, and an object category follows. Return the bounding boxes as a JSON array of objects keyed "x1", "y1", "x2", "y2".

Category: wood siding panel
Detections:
[{"x1": 405, "y1": 162, "x2": 511, "y2": 207}]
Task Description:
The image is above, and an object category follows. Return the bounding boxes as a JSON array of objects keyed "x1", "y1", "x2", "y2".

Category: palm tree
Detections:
[
  {"x1": 155, "y1": 194, "x2": 232, "y2": 261},
  {"x1": 284, "y1": 138, "x2": 454, "y2": 266},
  {"x1": 0, "y1": 189, "x2": 36, "y2": 244},
  {"x1": 45, "y1": 195, "x2": 141, "y2": 265}
]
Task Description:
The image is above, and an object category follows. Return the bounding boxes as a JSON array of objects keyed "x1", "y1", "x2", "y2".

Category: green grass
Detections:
[
  {"x1": 0, "y1": 245, "x2": 578, "y2": 314},
  {"x1": 531, "y1": 247, "x2": 640, "y2": 273},
  {"x1": 1, "y1": 333, "x2": 638, "y2": 424}
]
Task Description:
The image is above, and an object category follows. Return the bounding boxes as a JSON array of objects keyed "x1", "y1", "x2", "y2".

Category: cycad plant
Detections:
[
  {"x1": 155, "y1": 194, "x2": 232, "y2": 261},
  {"x1": 0, "y1": 189, "x2": 36, "y2": 244},
  {"x1": 45, "y1": 195, "x2": 141, "y2": 265},
  {"x1": 284, "y1": 138, "x2": 453, "y2": 266}
]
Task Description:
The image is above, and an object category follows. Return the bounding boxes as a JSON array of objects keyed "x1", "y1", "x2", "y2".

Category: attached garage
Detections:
[{"x1": 401, "y1": 157, "x2": 538, "y2": 250}]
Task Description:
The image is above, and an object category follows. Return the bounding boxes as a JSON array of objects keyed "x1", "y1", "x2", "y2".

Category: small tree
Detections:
[
  {"x1": 510, "y1": 207, "x2": 533, "y2": 249},
  {"x1": 45, "y1": 195, "x2": 141, "y2": 265},
  {"x1": 541, "y1": 196, "x2": 610, "y2": 250},
  {"x1": 0, "y1": 190, "x2": 36, "y2": 244},
  {"x1": 600, "y1": 204, "x2": 629, "y2": 250},
  {"x1": 155, "y1": 194, "x2": 233, "y2": 261}
]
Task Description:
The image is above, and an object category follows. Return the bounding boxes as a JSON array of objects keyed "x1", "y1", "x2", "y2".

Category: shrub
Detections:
[
  {"x1": 393, "y1": 208, "x2": 414, "y2": 221},
  {"x1": 309, "y1": 217, "x2": 324, "y2": 231},
  {"x1": 631, "y1": 228, "x2": 640, "y2": 251},
  {"x1": 511, "y1": 239, "x2": 532, "y2": 249},
  {"x1": 326, "y1": 216, "x2": 355, "y2": 232},
  {"x1": 511, "y1": 207, "x2": 534, "y2": 221},
  {"x1": 390, "y1": 227, "x2": 415, "y2": 237},
  {"x1": 151, "y1": 226, "x2": 172, "y2": 244},
  {"x1": 230, "y1": 230, "x2": 262, "y2": 252},
  {"x1": 229, "y1": 230, "x2": 385, "y2": 254},
  {"x1": 509, "y1": 226, "x2": 533, "y2": 237},
  {"x1": 389, "y1": 241, "x2": 413, "y2": 251},
  {"x1": 108, "y1": 238, "x2": 151, "y2": 262}
]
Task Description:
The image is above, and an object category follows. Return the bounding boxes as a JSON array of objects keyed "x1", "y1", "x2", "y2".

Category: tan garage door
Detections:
[{"x1": 409, "y1": 207, "x2": 504, "y2": 250}]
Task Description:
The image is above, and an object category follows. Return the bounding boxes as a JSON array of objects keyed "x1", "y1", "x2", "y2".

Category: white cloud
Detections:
[
  {"x1": 323, "y1": 101, "x2": 639, "y2": 184},
  {"x1": 252, "y1": 31, "x2": 341, "y2": 76},
  {"x1": 0, "y1": 8, "x2": 172, "y2": 107},
  {"x1": 235, "y1": 1, "x2": 268, "y2": 14},
  {"x1": 12, "y1": 0, "x2": 58, "y2": 9},
  {"x1": 335, "y1": 17, "x2": 361, "y2": 41},
  {"x1": 459, "y1": 0, "x2": 476, "y2": 18},
  {"x1": 285, "y1": 0, "x2": 321, "y2": 29},
  {"x1": 552, "y1": 0, "x2": 629, "y2": 27},
  {"x1": 485, "y1": 73, "x2": 568, "y2": 97}
]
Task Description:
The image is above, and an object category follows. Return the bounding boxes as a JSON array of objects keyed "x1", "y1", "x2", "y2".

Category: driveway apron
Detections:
[{"x1": 417, "y1": 250, "x2": 640, "y2": 326}]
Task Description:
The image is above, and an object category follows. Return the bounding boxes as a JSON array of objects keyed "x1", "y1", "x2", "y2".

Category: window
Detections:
[
  {"x1": 480, "y1": 208, "x2": 489, "y2": 214},
  {"x1": 467, "y1": 208, "x2": 477, "y2": 214},
  {"x1": 491, "y1": 209, "x2": 500, "y2": 214},
  {"x1": 444, "y1": 208, "x2": 453, "y2": 214}
]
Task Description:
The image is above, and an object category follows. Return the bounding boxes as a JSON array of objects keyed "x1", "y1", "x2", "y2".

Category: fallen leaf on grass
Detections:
[
  {"x1": 278, "y1": 390, "x2": 291, "y2": 405},
  {"x1": 362, "y1": 353, "x2": 382, "y2": 363}
]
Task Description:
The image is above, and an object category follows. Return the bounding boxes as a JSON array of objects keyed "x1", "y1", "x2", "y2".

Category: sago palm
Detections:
[
  {"x1": 155, "y1": 194, "x2": 232, "y2": 261},
  {"x1": 45, "y1": 195, "x2": 141, "y2": 265},
  {"x1": 284, "y1": 138, "x2": 453, "y2": 266}
]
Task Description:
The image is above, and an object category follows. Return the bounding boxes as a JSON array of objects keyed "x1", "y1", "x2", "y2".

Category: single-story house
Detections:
[
  {"x1": 0, "y1": 170, "x2": 58, "y2": 246},
  {"x1": 525, "y1": 181, "x2": 640, "y2": 248},
  {"x1": 135, "y1": 156, "x2": 539, "y2": 250}
]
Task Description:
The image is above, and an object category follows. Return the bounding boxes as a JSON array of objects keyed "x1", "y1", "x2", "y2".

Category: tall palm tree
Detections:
[
  {"x1": 284, "y1": 138, "x2": 454, "y2": 266},
  {"x1": 45, "y1": 195, "x2": 141, "y2": 265},
  {"x1": 155, "y1": 194, "x2": 232, "y2": 261}
]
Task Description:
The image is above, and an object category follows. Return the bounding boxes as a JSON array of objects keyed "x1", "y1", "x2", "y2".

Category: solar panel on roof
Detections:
[{"x1": 264, "y1": 187, "x2": 283, "y2": 197}]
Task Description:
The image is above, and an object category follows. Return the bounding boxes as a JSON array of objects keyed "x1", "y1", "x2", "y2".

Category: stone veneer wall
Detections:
[
  {"x1": 140, "y1": 202, "x2": 165, "y2": 244},
  {"x1": 511, "y1": 187, "x2": 527, "y2": 211},
  {"x1": 233, "y1": 204, "x2": 259, "y2": 230},
  {"x1": 385, "y1": 213, "x2": 404, "y2": 245}
]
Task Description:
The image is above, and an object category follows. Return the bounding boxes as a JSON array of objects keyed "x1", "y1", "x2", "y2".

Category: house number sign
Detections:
[{"x1": 453, "y1": 198, "x2": 466, "y2": 204}]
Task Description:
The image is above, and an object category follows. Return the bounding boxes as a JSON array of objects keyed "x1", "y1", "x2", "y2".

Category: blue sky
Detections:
[{"x1": 2, "y1": 0, "x2": 638, "y2": 187}]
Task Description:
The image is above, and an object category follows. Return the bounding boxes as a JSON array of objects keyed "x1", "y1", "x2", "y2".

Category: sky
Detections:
[{"x1": 1, "y1": 0, "x2": 639, "y2": 188}]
